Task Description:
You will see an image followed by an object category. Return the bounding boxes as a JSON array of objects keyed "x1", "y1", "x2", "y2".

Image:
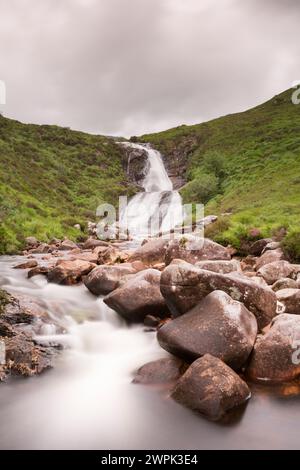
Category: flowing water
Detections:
[{"x1": 1, "y1": 146, "x2": 300, "y2": 449}]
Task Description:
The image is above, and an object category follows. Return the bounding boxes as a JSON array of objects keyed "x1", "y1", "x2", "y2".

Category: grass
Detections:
[
  {"x1": 141, "y1": 88, "x2": 300, "y2": 257},
  {"x1": 0, "y1": 116, "x2": 136, "y2": 254}
]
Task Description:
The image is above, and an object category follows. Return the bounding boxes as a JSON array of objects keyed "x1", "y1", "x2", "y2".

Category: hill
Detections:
[
  {"x1": 141, "y1": 88, "x2": 300, "y2": 260},
  {"x1": 0, "y1": 116, "x2": 135, "y2": 253}
]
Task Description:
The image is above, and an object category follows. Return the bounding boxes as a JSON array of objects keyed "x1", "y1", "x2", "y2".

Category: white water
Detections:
[{"x1": 119, "y1": 143, "x2": 184, "y2": 239}]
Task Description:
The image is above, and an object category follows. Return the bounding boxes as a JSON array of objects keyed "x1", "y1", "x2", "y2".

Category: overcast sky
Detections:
[{"x1": 0, "y1": 0, "x2": 299, "y2": 137}]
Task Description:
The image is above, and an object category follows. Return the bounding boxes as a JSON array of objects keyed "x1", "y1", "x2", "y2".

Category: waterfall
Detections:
[{"x1": 119, "y1": 143, "x2": 184, "y2": 239}]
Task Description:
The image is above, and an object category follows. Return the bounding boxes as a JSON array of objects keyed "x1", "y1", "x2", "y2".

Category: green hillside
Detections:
[
  {"x1": 0, "y1": 115, "x2": 134, "y2": 254},
  {"x1": 141, "y1": 89, "x2": 300, "y2": 259}
]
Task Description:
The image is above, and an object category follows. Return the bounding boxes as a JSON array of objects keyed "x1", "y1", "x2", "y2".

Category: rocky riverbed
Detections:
[{"x1": 1, "y1": 234, "x2": 300, "y2": 429}]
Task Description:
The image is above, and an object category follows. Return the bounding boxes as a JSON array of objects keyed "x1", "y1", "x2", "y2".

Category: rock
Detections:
[
  {"x1": 248, "y1": 238, "x2": 272, "y2": 256},
  {"x1": 70, "y1": 251, "x2": 99, "y2": 264},
  {"x1": 13, "y1": 259, "x2": 38, "y2": 269},
  {"x1": 240, "y1": 255, "x2": 257, "y2": 272},
  {"x1": 129, "y1": 238, "x2": 169, "y2": 265},
  {"x1": 125, "y1": 145, "x2": 149, "y2": 187},
  {"x1": 82, "y1": 237, "x2": 109, "y2": 250},
  {"x1": 255, "y1": 248, "x2": 284, "y2": 270},
  {"x1": 84, "y1": 263, "x2": 138, "y2": 295},
  {"x1": 195, "y1": 259, "x2": 241, "y2": 274},
  {"x1": 276, "y1": 288, "x2": 300, "y2": 314},
  {"x1": 58, "y1": 239, "x2": 78, "y2": 251},
  {"x1": 25, "y1": 236, "x2": 39, "y2": 248},
  {"x1": 248, "y1": 314, "x2": 300, "y2": 382},
  {"x1": 97, "y1": 245, "x2": 128, "y2": 264},
  {"x1": 262, "y1": 241, "x2": 281, "y2": 253},
  {"x1": 73, "y1": 224, "x2": 81, "y2": 230},
  {"x1": 133, "y1": 357, "x2": 186, "y2": 384},
  {"x1": 157, "y1": 290, "x2": 257, "y2": 369},
  {"x1": 171, "y1": 354, "x2": 251, "y2": 421},
  {"x1": 257, "y1": 260, "x2": 299, "y2": 285},
  {"x1": 28, "y1": 265, "x2": 49, "y2": 278},
  {"x1": 104, "y1": 269, "x2": 168, "y2": 322},
  {"x1": 160, "y1": 261, "x2": 277, "y2": 329},
  {"x1": 29, "y1": 243, "x2": 50, "y2": 254},
  {"x1": 165, "y1": 237, "x2": 231, "y2": 265},
  {"x1": 47, "y1": 259, "x2": 95, "y2": 285},
  {"x1": 272, "y1": 278, "x2": 299, "y2": 292},
  {"x1": 143, "y1": 315, "x2": 161, "y2": 328}
]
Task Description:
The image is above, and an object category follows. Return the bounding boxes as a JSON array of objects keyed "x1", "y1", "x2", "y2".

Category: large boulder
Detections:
[
  {"x1": 165, "y1": 237, "x2": 231, "y2": 266},
  {"x1": 171, "y1": 354, "x2": 251, "y2": 421},
  {"x1": 248, "y1": 314, "x2": 300, "y2": 382},
  {"x1": 13, "y1": 259, "x2": 38, "y2": 269},
  {"x1": 82, "y1": 237, "x2": 109, "y2": 250},
  {"x1": 255, "y1": 248, "x2": 284, "y2": 270},
  {"x1": 272, "y1": 278, "x2": 299, "y2": 292},
  {"x1": 84, "y1": 263, "x2": 138, "y2": 296},
  {"x1": 195, "y1": 259, "x2": 241, "y2": 274},
  {"x1": 133, "y1": 357, "x2": 186, "y2": 384},
  {"x1": 103, "y1": 269, "x2": 168, "y2": 322},
  {"x1": 157, "y1": 290, "x2": 257, "y2": 369},
  {"x1": 257, "y1": 260, "x2": 299, "y2": 285},
  {"x1": 160, "y1": 261, "x2": 277, "y2": 329},
  {"x1": 47, "y1": 259, "x2": 95, "y2": 285},
  {"x1": 97, "y1": 245, "x2": 129, "y2": 265},
  {"x1": 249, "y1": 238, "x2": 273, "y2": 256},
  {"x1": 29, "y1": 243, "x2": 50, "y2": 254},
  {"x1": 58, "y1": 239, "x2": 78, "y2": 251},
  {"x1": 129, "y1": 238, "x2": 169, "y2": 265},
  {"x1": 276, "y1": 288, "x2": 300, "y2": 314}
]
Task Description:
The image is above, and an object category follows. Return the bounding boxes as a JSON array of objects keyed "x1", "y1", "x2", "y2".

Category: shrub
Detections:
[
  {"x1": 282, "y1": 229, "x2": 300, "y2": 262},
  {"x1": 180, "y1": 173, "x2": 219, "y2": 205}
]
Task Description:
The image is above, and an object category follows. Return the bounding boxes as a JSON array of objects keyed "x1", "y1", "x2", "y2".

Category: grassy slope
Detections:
[
  {"x1": 0, "y1": 115, "x2": 135, "y2": 253},
  {"x1": 141, "y1": 89, "x2": 300, "y2": 257}
]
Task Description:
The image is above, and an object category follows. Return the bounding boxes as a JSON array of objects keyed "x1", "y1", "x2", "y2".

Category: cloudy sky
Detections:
[{"x1": 0, "y1": 0, "x2": 299, "y2": 137}]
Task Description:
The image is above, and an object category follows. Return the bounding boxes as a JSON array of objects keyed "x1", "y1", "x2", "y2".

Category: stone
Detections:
[
  {"x1": 160, "y1": 261, "x2": 277, "y2": 329},
  {"x1": 84, "y1": 263, "x2": 138, "y2": 295},
  {"x1": 257, "y1": 260, "x2": 299, "y2": 285},
  {"x1": 272, "y1": 278, "x2": 299, "y2": 292},
  {"x1": 133, "y1": 357, "x2": 186, "y2": 384},
  {"x1": 171, "y1": 354, "x2": 251, "y2": 421},
  {"x1": 165, "y1": 237, "x2": 231, "y2": 266},
  {"x1": 25, "y1": 236, "x2": 39, "y2": 248},
  {"x1": 143, "y1": 315, "x2": 161, "y2": 328},
  {"x1": 129, "y1": 238, "x2": 170, "y2": 265},
  {"x1": 157, "y1": 290, "x2": 257, "y2": 369},
  {"x1": 58, "y1": 239, "x2": 78, "y2": 251},
  {"x1": 195, "y1": 259, "x2": 241, "y2": 274},
  {"x1": 248, "y1": 314, "x2": 300, "y2": 382},
  {"x1": 82, "y1": 237, "x2": 109, "y2": 250},
  {"x1": 27, "y1": 265, "x2": 49, "y2": 278},
  {"x1": 47, "y1": 259, "x2": 95, "y2": 285},
  {"x1": 255, "y1": 248, "x2": 284, "y2": 270},
  {"x1": 29, "y1": 243, "x2": 50, "y2": 254},
  {"x1": 262, "y1": 241, "x2": 281, "y2": 253},
  {"x1": 97, "y1": 245, "x2": 128, "y2": 264},
  {"x1": 276, "y1": 288, "x2": 300, "y2": 314},
  {"x1": 104, "y1": 269, "x2": 168, "y2": 322},
  {"x1": 13, "y1": 259, "x2": 38, "y2": 269},
  {"x1": 249, "y1": 238, "x2": 273, "y2": 256}
]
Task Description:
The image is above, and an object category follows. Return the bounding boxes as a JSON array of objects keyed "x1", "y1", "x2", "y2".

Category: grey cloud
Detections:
[{"x1": 0, "y1": 0, "x2": 299, "y2": 137}]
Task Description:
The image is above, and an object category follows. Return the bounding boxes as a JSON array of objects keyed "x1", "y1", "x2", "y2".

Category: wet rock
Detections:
[
  {"x1": 28, "y1": 265, "x2": 50, "y2": 278},
  {"x1": 104, "y1": 269, "x2": 168, "y2": 322},
  {"x1": 171, "y1": 354, "x2": 251, "y2": 421},
  {"x1": 249, "y1": 238, "x2": 273, "y2": 256},
  {"x1": 144, "y1": 315, "x2": 161, "y2": 328},
  {"x1": 97, "y1": 245, "x2": 128, "y2": 265},
  {"x1": 165, "y1": 237, "x2": 231, "y2": 265},
  {"x1": 129, "y1": 238, "x2": 170, "y2": 266},
  {"x1": 84, "y1": 263, "x2": 138, "y2": 295},
  {"x1": 276, "y1": 288, "x2": 300, "y2": 314},
  {"x1": 195, "y1": 259, "x2": 241, "y2": 274},
  {"x1": 13, "y1": 259, "x2": 38, "y2": 269},
  {"x1": 48, "y1": 259, "x2": 95, "y2": 285},
  {"x1": 157, "y1": 290, "x2": 257, "y2": 369},
  {"x1": 255, "y1": 248, "x2": 284, "y2": 270},
  {"x1": 125, "y1": 145, "x2": 149, "y2": 187},
  {"x1": 257, "y1": 260, "x2": 299, "y2": 285},
  {"x1": 58, "y1": 239, "x2": 78, "y2": 251},
  {"x1": 272, "y1": 278, "x2": 299, "y2": 292},
  {"x1": 160, "y1": 261, "x2": 277, "y2": 329},
  {"x1": 133, "y1": 357, "x2": 186, "y2": 384},
  {"x1": 82, "y1": 237, "x2": 109, "y2": 250},
  {"x1": 248, "y1": 314, "x2": 300, "y2": 382}
]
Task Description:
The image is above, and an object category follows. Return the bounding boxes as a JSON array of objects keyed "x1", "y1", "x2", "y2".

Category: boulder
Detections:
[
  {"x1": 249, "y1": 238, "x2": 273, "y2": 256},
  {"x1": 143, "y1": 315, "x2": 162, "y2": 328},
  {"x1": 84, "y1": 263, "x2": 138, "y2": 295},
  {"x1": 262, "y1": 241, "x2": 281, "y2": 253},
  {"x1": 255, "y1": 248, "x2": 284, "y2": 270},
  {"x1": 248, "y1": 314, "x2": 300, "y2": 382},
  {"x1": 28, "y1": 265, "x2": 50, "y2": 278},
  {"x1": 29, "y1": 243, "x2": 50, "y2": 254},
  {"x1": 195, "y1": 259, "x2": 241, "y2": 274},
  {"x1": 276, "y1": 288, "x2": 300, "y2": 314},
  {"x1": 129, "y1": 238, "x2": 169, "y2": 265},
  {"x1": 58, "y1": 239, "x2": 78, "y2": 251},
  {"x1": 171, "y1": 354, "x2": 251, "y2": 421},
  {"x1": 157, "y1": 290, "x2": 257, "y2": 369},
  {"x1": 82, "y1": 237, "x2": 109, "y2": 250},
  {"x1": 257, "y1": 260, "x2": 299, "y2": 285},
  {"x1": 70, "y1": 251, "x2": 98, "y2": 264},
  {"x1": 272, "y1": 278, "x2": 299, "y2": 292},
  {"x1": 104, "y1": 269, "x2": 168, "y2": 322},
  {"x1": 133, "y1": 357, "x2": 186, "y2": 384},
  {"x1": 47, "y1": 259, "x2": 95, "y2": 285},
  {"x1": 165, "y1": 237, "x2": 231, "y2": 266},
  {"x1": 13, "y1": 259, "x2": 38, "y2": 269},
  {"x1": 97, "y1": 245, "x2": 128, "y2": 264},
  {"x1": 25, "y1": 236, "x2": 39, "y2": 248},
  {"x1": 160, "y1": 261, "x2": 277, "y2": 329}
]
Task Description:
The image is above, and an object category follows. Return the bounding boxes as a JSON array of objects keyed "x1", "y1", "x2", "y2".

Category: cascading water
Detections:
[{"x1": 119, "y1": 143, "x2": 184, "y2": 239}]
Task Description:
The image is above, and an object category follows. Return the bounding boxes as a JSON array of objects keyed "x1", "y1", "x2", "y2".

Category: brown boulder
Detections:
[
  {"x1": 47, "y1": 259, "x2": 95, "y2": 285},
  {"x1": 97, "y1": 245, "x2": 128, "y2": 264},
  {"x1": 257, "y1": 260, "x2": 299, "y2": 285},
  {"x1": 28, "y1": 265, "x2": 50, "y2": 278},
  {"x1": 248, "y1": 314, "x2": 300, "y2": 382},
  {"x1": 82, "y1": 237, "x2": 109, "y2": 250},
  {"x1": 84, "y1": 263, "x2": 138, "y2": 295},
  {"x1": 276, "y1": 288, "x2": 300, "y2": 314},
  {"x1": 165, "y1": 237, "x2": 231, "y2": 266},
  {"x1": 133, "y1": 357, "x2": 186, "y2": 384},
  {"x1": 29, "y1": 243, "x2": 50, "y2": 254},
  {"x1": 249, "y1": 238, "x2": 273, "y2": 256},
  {"x1": 58, "y1": 239, "x2": 78, "y2": 251},
  {"x1": 104, "y1": 269, "x2": 168, "y2": 322},
  {"x1": 157, "y1": 290, "x2": 257, "y2": 369},
  {"x1": 255, "y1": 248, "x2": 284, "y2": 270},
  {"x1": 160, "y1": 261, "x2": 277, "y2": 329},
  {"x1": 171, "y1": 354, "x2": 251, "y2": 421},
  {"x1": 129, "y1": 238, "x2": 169, "y2": 265},
  {"x1": 195, "y1": 259, "x2": 241, "y2": 274},
  {"x1": 272, "y1": 278, "x2": 299, "y2": 292},
  {"x1": 13, "y1": 259, "x2": 38, "y2": 269}
]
